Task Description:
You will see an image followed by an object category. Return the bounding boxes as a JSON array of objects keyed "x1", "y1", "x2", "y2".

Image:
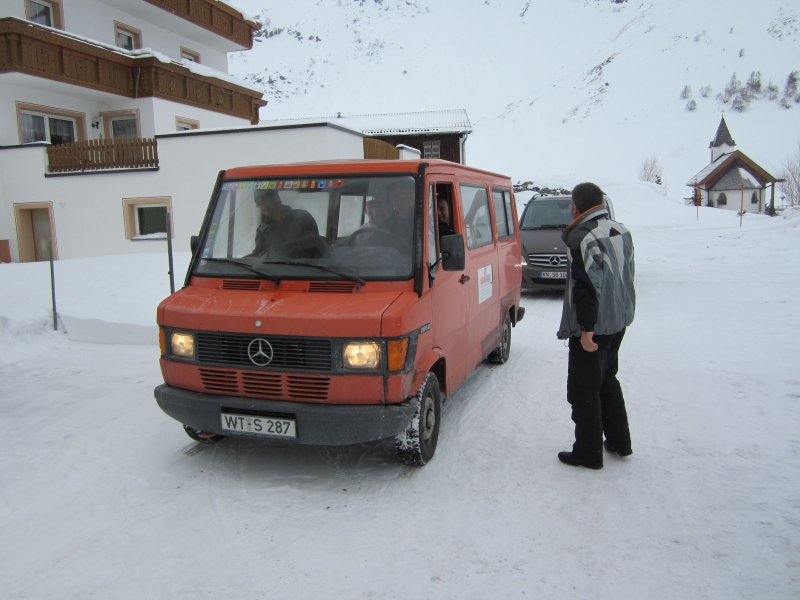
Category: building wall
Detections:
[
  {"x1": 0, "y1": 0, "x2": 229, "y2": 72},
  {"x1": 712, "y1": 188, "x2": 764, "y2": 212},
  {"x1": 0, "y1": 125, "x2": 365, "y2": 262}
]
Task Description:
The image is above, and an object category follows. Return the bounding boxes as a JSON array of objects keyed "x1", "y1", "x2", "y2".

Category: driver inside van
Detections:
[{"x1": 250, "y1": 189, "x2": 319, "y2": 258}]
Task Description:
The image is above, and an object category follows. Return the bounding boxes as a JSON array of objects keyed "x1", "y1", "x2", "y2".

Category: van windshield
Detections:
[
  {"x1": 194, "y1": 175, "x2": 416, "y2": 281},
  {"x1": 520, "y1": 198, "x2": 573, "y2": 230}
]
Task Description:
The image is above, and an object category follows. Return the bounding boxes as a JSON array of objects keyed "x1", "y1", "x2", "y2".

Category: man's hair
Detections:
[
  {"x1": 255, "y1": 189, "x2": 280, "y2": 203},
  {"x1": 571, "y1": 182, "x2": 604, "y2": 214}
]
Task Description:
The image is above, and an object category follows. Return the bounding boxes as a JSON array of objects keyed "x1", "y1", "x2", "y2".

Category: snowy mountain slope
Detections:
[{"x1": 229, "y1": 0, "x2": 799, "y2": 195}]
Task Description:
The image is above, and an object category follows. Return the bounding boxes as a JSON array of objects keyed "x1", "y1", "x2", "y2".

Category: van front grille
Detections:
[
  {"x1": 286, "y1": 375, "x2": 331, "y2": 400},
  {"x1": 196, "y1": 332, "x2": 333, "y2": 371},
  {"x1": 198, "y1": 367, "x2": 330, "y2": 401}
]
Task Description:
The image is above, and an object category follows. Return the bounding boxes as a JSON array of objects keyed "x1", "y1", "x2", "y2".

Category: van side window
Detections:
[
  {"x1": 460, "y1": 184, "x2": 493, "y2": 249},
  {"x1": 492, "y1": 188, "x2": 514, "y2": 239},
  {"x1": 427, "y1": 182, "x2": 438, "y2": 262}
]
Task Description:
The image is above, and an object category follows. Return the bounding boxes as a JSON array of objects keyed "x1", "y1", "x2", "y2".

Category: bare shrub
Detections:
[
  {"x1": 686, "y1": 99, "x2": 697, "y2": 111},
  {"x1": 746, "y1": 71, "x2": 762, "y2": 94},
  {"x1": 638, "y1": 155, "x2": 663, "y2": 184},
  {"x1": 780, "y1": 143, "x2": 800, "y2": 206},
  {"x1": 700, "y1": 85, "x2": 712, "y2": 97},
  {"x1": 783, "y1": 71, "x2": 800, "y2": 101},
  {"x1": 724, "y1": 73, "x2": 742, "y2": 100},
  {"x1": 739, "y1": 48, "x2": 745, "y2": 57},
  {"x1": 732, "y1": 93, "x2": 750, "y2": 111},
  {"x1": 680, "y1": 85, "x2": 692, "y2": 99},
  {"x1": 766, "y1": 80, "x2": 779, "y2": 100}
]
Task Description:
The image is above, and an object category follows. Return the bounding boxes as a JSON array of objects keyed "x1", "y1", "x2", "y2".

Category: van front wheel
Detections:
[
  {"x1": 395, "y1": 373, "x2": 441, "y2": 466},
  {"x1": 488, "y1": 313, "x2": 512, "y2": 364}
]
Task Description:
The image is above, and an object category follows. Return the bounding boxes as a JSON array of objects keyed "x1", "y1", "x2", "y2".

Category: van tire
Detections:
[
  {"x1": 395, "y1": 373, "x2": 441, "y2": 466},
  {"x1": 488, "y1": 313, "x2": 512, "y2": 364},
  {"x1": 183, "y1": 424, "x2": 226, "y2": 444}
]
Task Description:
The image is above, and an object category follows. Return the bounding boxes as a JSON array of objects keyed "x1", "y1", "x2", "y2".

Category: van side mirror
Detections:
[
  {"x1": 440, "y1": 234, "x2": 465, "y2": 271},
  {"x1": 190, "y1": 235, "x2": 199, "y2": 255}
]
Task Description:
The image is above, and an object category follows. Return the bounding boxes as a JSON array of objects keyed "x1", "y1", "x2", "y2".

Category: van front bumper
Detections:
[{"x1": 154, "y1": 384, "x2": 417, "y2": 446}]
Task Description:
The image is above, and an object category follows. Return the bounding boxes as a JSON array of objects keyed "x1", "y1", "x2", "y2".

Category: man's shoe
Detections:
[
  {"x1": 558, "y1": 451, "x2": 602, "y2": 470},
  {"x1": 603, "y1": 440, "x2": 633, "y2": 457}
]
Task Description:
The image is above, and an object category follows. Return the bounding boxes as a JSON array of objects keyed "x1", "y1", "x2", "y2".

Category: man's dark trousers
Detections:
[{"x1": 567, "y1": 328, "x2": 631, "y2": 466}]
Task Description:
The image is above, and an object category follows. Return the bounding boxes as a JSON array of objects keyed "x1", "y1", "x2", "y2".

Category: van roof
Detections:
[{"x1": 224, "y1": 159, "x2": 510, "y2": 181}]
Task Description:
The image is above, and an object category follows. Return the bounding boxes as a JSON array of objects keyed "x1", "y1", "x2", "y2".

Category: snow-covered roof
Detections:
[
  {"x1": 12, "y1": 18, "x2": 261, "y2": 93},
  {"x1": 261, "y1": 109, "x2": 472, "y2": 136},
  {"x1": 711, "y1": 167, "x2": 762, "y2": 191},
  {"x1": 710, "y1": 117, "x2": 736, "y2": 148},
  {"x1": 686, "y1": 152, "x2": 729, "y2": 186}
]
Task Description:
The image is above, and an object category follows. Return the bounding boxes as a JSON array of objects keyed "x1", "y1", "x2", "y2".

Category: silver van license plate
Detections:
[
  {"x1": 540, "y1": 271, "x2": 567, "y2": 279},
  {"x1": 221, "y1": 413, "x2": 297, "y2": 438}
]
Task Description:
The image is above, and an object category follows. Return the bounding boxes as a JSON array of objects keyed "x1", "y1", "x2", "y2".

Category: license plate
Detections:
[
  {"x1": 221, "y1": 412, "x2": 297, "y2": 438},
  {"x1": 540, "y1": 271, "x2": 567, "y2": 279}
]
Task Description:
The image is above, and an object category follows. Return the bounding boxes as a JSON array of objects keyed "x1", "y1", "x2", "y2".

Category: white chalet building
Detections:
[{"x1": 0, "y1": 0, "x2": 273, "y2": 263}]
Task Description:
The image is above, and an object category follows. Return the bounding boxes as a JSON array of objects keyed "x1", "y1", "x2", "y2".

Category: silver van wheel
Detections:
[
  {"x1": 395, "y1": 373, "x2": 441, "y2": 466},
  {"x1": 488, "y1": 313, "x2": 512, "y2": 364}
]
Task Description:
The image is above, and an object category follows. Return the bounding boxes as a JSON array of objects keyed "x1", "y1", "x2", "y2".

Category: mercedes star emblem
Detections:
[
  {"x1": 549, "y1": 255, "x2": 561, "y2": 267},
  {"x1": 247, "y1": 338, "x2": 274, "y2": 366}
]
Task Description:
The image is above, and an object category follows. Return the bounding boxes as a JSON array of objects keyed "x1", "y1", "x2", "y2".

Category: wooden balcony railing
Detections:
[
  {"x1": 47, "y1": 138, "x2": 159, "y2": 173},
  {"x1": 0, "y1": 18, "x2": 266, "y2": 124},
  {"x1": 144, "y1": 0, "x2": 259, "y2": 49}
]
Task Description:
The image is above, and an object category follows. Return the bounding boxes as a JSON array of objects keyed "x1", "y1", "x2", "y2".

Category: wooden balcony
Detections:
[
  {"x1": 0, "y1": 18, "x2": 266, "y2": 124},
  {"x1": 144, "y1": 0, "x2": 259, "y2": 49},
  {"x1": 47, "y1": 138, "x2": 159, "y2": 173}
]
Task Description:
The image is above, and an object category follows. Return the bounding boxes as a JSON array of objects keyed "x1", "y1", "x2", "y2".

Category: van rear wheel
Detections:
[
  {"x1": 488, "y1": 313, "x2": 512, "y2": 364},
  {"x1": 395, "y1": 373, "x2": 441, "y2": 466}
]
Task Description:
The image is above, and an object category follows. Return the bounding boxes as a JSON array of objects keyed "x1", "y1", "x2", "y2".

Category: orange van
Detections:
[{"x1": 155, "y1": 159, "x2": 525, "y2": 465}]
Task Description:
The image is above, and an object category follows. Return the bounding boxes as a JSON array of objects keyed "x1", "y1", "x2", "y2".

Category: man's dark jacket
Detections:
[{"x1": 557, "y1": 205, "x2": 635, "y2": 339}]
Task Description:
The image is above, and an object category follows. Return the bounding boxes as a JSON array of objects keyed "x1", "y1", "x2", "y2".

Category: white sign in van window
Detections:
[{"x1": 478, "y1": 265, "x2": 493, "y2": 304}]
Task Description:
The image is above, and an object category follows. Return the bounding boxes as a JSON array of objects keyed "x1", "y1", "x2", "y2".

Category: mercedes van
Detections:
[{"x1": 154, "y1": 159, "x2": 524, "y2": 465}]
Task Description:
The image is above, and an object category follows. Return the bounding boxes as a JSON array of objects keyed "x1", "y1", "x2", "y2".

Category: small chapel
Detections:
[{"x1": 686, "y1": 118, "x2": 780, "y2": 213}]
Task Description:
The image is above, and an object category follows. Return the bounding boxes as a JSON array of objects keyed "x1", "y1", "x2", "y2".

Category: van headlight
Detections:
[
  {"x1": 171, "y1": 332, "x2": 195, "y2": 358},
  {"x1": 343, "y1": 342, "x2": 380, "y2": 369}
]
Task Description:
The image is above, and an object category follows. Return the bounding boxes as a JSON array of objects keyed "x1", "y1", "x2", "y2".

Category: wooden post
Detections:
[
  {"x1": 49, "y1": 240, "x2": 57, "y2": 330},
  {"x1": 166, "y1": 212, "x2": 175, "y2": 295},
  {"x1": 739, "y1": 182, "x2": 745, "y2": 227}
]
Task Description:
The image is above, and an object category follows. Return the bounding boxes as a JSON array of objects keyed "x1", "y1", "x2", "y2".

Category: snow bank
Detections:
[{"x1": 0, "y1": 253, "x2": 190, "y2": 345}]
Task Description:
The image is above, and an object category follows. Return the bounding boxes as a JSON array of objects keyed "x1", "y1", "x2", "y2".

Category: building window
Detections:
[
  {"x1": 175, "y1": 117, "x2": 200, "y2": 132},
  {"x1": 101, "y1": 110, "x2": 140, "y2": 140},
  {"x1": 751, "y1": 191, "x2": 759, "y2": 204},
  {"x1": 17, "y1": 102, "x2": 85, "y2": 145},
  {"x1": 114, "y1": 22, "x2": 142, "y2": 51},
  {"x1": 180, "y1": 47, "x2": 201, "y2": 63},
  {"x1": 717, "y1": 192, "x2": 727, "y2": 206},
  {"x1": 423, "y1": 140, "x2": 441, "y2": 159},
  {"x1": 26, "y1": 0, "x2": 62, "y2": 28},
  {"x1": 123, "y1": 197, "x2": 172, "y2": 240}
]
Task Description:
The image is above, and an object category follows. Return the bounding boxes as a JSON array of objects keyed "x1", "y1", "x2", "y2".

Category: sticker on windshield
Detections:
[{"x1": 478, "y1": 265, "x2": 493, "y2": 304}]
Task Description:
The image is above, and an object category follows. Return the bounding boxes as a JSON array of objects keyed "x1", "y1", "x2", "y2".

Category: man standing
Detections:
[{"x1": 557, "y1": 182, "x2": 636, "y2": 470}]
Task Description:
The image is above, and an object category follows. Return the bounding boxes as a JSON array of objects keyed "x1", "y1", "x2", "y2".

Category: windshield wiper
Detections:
[
  {"x1": 260, "y1": 261, "x2": 366, "y2": 286},
  {"x1": 201, "y1": 257, "x2": 281, "y2": 284}
]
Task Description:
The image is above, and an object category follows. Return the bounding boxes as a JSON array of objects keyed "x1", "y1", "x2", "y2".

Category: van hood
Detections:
[
  {"x1": 158, "y1": 288, "x2": 403, "y2": 338},
  {"x1": 520, "y1": 228, "x2": 567, "y2": 255}
]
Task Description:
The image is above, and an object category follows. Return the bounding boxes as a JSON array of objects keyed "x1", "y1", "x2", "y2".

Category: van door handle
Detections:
[{"x1": 459, "y1": 274, "x2": 470, "y2": 284}]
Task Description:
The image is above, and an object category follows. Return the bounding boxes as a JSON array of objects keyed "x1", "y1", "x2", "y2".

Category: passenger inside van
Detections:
[
  {"x1": 437, "y1": 197, "x2": 455, "y2": 238},
  {"x1": 251, "y1": 189, "x2": 320, "y2": 258},
  {"x1": 385, "y1": 180, "x2": 415, "y2": 240},
  {"x1": 362, "y1": 198, "x2": 391, "y2": 229}
]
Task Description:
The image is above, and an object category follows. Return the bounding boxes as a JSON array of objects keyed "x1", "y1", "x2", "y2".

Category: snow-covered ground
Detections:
[{"x1": 1, "y1": 183, "x2": 799, "y2": 598}]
